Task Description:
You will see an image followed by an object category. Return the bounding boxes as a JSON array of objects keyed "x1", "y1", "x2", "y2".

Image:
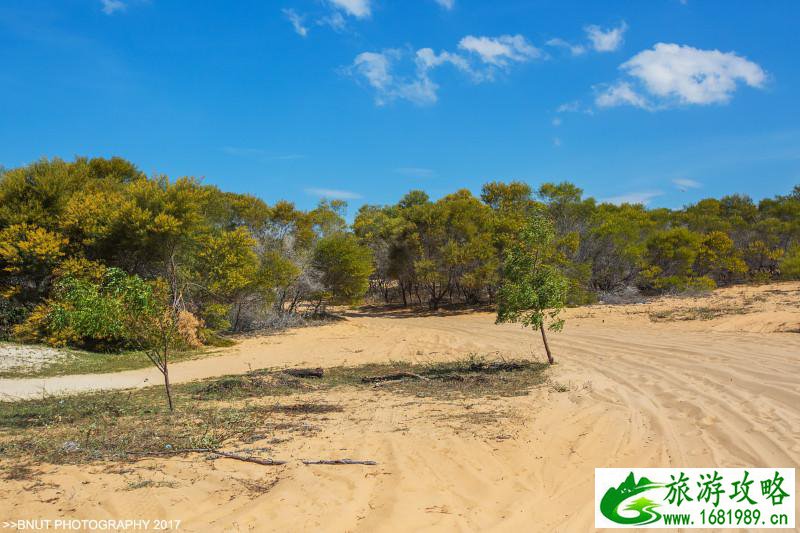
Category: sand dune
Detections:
[{"x1": 1, "y1": 283, "x2": 799, "y2": 531}]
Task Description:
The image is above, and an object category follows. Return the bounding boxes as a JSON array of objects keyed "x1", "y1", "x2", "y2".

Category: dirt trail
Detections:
[{"x1": 1, "y1": 283, "x2": 799, "y2": 531}]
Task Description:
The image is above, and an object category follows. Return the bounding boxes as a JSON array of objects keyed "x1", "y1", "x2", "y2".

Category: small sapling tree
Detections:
[
  {"x1": 123, "y1": 278, "x2": 183, "y2": 411},
  {"x1": 496, "y1": 214, "x2": 568, "y2": 364}
]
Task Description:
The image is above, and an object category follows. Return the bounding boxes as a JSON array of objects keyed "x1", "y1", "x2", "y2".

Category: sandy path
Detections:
[
  {"x1": 1, "y1": 284, "x2": 799, "y2": 531},
  {"x1": 2, "y1": 283, "x2": 798, "y2": 401}
]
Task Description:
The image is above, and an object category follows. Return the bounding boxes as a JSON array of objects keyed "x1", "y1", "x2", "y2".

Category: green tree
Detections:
[
  {"x1": 640, "y1": 228, "x2": 712, "y2": 292},
  {"x1": 695, "y1": 231, "x2": 747, "y2": 284},
  {"x1": 496, "y1": 215, "x2": 568, "y2": 364},
  {"x1": 193, "y1": 227, "x2": 269, "y2": 330},
  {"x1": 779, "y1": 245, "x2": 800, "y2": 279},
  {"x1": 123, "y1": 279, "x2": 184, "y2": 411},
  {"x1": 313, "y1": 233, "x2": 374, "y2": 310}
]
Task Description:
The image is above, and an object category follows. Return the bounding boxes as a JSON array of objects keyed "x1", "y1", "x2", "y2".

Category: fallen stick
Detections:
[
  {"x1": 123, "y1": 448, "x2": 286, "y2": 465},
  {"x1": 302, "y1": 459, "x2": 378, "y2": 465},
  {"x1": 212, "y1": 451, "x2": 287, "y2": 466},
  {"x1": 360, "y1": 372, "x2": 430, "y2": 384},
  {"x1": 121, "y1": 449, "x2": 375, "y2": 467}
]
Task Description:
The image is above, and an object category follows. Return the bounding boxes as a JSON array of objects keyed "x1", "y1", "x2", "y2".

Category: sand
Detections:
[
  {"x1": 1, "y1": 283, "x2": 799, "y2": 531},
  {"x1": 0, "y1": 343, "x2": 68, "y2": 373}
]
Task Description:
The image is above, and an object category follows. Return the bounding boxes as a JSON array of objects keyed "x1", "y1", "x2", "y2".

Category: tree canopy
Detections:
[{"x1": 1, "y1": 156, "x2": 798, "y2": 347}]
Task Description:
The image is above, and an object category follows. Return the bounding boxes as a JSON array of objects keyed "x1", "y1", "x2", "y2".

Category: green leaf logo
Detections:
[{"x1": 600, "y1": 472, "x2": 664, "y2": 525}]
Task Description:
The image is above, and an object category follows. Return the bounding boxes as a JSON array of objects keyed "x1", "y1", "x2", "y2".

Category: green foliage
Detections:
[
  {"x1": 44, "y1": 268, "x2": 155, "y2": 350},
  {"x1": 0, "y1": 298, "x2": 26, "y2": 340},
  {"x1": 194, "y1": 227, "x2": 261, "y2": 300},
  {"x1": 1, "y1": 156, "x2": 798, "y2": 351},
  {"x1": 640, "y1": 228, "x2": 748, "y2": 292},
  {"x1": 779, "y1": 245, "x2": 800, "y2": 280},
  {"x1": 313, "y1": 233, "x2": 374, "y2": 305},
  {"x1": 496, "y1": 216, "x2": 568, "y2": 332},
  {"x1": 640, "y1": 228, "x2": 708, "y2": 292},
  {"x1": 695, "y1": 231, "x2": 747, "y2": 283}
]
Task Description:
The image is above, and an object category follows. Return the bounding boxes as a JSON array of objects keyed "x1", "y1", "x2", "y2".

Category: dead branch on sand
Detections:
[
  {"x1": 302, "y1": 459, "x2": 378, "y2": 465},
  {"x1": 122, "y1": 448, "x2": 376, "y2": 466},
  {"x1": 361, "y1": 372, "x2": 430, "y2": 384}
]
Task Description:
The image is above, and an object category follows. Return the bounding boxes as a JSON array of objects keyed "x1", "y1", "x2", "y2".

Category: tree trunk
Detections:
[
  {"x1": 233, "y1": 302, "x2": 242, "y2": 331},
  {"x1": 163, "y1": 364, "x2": 174, "y2": 411},
  {"x1": 539, "y1": 324, "x2": 554, "y2": 365}
]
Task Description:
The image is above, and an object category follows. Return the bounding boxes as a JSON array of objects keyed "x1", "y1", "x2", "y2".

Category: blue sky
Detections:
[{"x1": 1, "y1": 0, "x2": 799, "y2": 214}]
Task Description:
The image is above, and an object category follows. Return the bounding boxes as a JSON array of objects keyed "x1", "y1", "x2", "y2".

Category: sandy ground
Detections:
[
  {"x1": 0, "y1": 343, "x2": 67, "y2": 373},
  {"x1": 1, "y1": 283, "x2": 799, "y2": 531}
]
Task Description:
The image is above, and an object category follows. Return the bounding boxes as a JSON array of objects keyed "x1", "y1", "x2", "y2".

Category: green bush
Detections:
[
  {"x1": 0, "y1": 298, "x2": 27, "y2": 340},
  {"x1": 30, "y1": 268, "x2": 154, "y2": 351},
  {"x1": 779, "y1": 245, "x2": 800, "y2": 280}
]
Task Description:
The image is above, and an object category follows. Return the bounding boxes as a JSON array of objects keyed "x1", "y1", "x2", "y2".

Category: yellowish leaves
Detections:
[
  {"x1": 194, "y1": 227, "x2": 260, "y2": 298},
  {"x1": 53, "y1": 257, "x2": 107, "y2": 283},
  {"x1": 0, "y1": 223, "x2": 67, "y2": 273},
  {"x1": 151, "y1": 213, "x2": 182, "y2": 235},
  {"x1": 61, "y1": 190, "x2": 128, "y2": 246}
]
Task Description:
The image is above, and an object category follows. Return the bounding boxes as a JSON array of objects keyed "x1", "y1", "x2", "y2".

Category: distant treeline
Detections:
[
  {"x1": 0, "y1": 157, "x2": 798, "y2": 347},
  {"x1": 354, "y1": 181, "x2": 800, "y2": 308}
]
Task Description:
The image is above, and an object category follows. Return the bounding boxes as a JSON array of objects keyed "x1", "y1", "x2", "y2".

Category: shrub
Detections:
[
  {"x1": 0, "y1": 298, "x2": 27, "y2": 341},
  {"x1": 779, "y1": 245, "x2": 800, "y2": 280},
  {"x1": 176, "y1": 310, "x2": 204, "y2": 348},
  {"x1": 22, "y1": 268, "x2": 154, "y2": 350}
]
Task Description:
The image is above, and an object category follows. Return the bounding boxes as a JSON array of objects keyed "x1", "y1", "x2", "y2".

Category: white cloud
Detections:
[
  {"x1": 673, "y1": 178, "x2": 702, "y2": 190},
  {"x1": 350, "y1": 35, "x2": 541, "y2": 105},
  {"x1": 545, "y1": 38, "x2": 586, "y2": 56},
  {"x1": 619, "y1": 43, "x2": 767, "y2": 106},
  {"x1": 585, "y1": 22, "x2": 627, "y2": 52},
  {"x1": 349, "y1": 44, "x2": 484, "y2": 105},
  {"x1": 350, "y1": 50, "x2": 441, "y2": 105},
  {"x1": 552, "y1": 117, "x2": 562, "y2": 127},
  {"x1": 553, "y1": 137, "x2": 562, "y2": 147},
  {"x1": 329, "y1": 0, "x2": 371, "y2": 18},
  {"x1": 393, "y1": 76, "x2": 439, "y2": 105},
  {"x1": 601, "y1": 191, "x2": 663, "y2": 205},
  {"x1": 433, "y1": 0, "x2": 455, "y2": 9},
  {"x1": 458, "y1": 35, "x2": 541, "y2": 67},
  {"x1": 305, "y1": 188, "x2": 363, "y2": 200},
  {"x1": 416, "y1": 48, "x2": 470, "y2": 73},
  {"x1": 557, "y1": 101, "x2": 581, "y2": 113},
  {"x1": 319, "y1": 11, "x2": 348, "y2": 32},
  {"x1": 101, "y1": 0, "x2": 126, "y2": 15},
  {"x1": 283, "y1": 9, "x2": 309, "y2": 37},
  {"x1": 595, "y1": 81, "x2": 651, "y2": 109},
  {"x1": 352, "y1": 52, "x2": 393, "y2": 93}
]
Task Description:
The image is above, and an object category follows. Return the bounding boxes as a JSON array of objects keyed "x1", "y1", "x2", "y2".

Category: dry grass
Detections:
[
  {"x1": 0, "y1": 356, "x2": 549, "y2": 466},
  {"x1": 648, "y1": 305, "x2": 749, "y2": 322}
]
